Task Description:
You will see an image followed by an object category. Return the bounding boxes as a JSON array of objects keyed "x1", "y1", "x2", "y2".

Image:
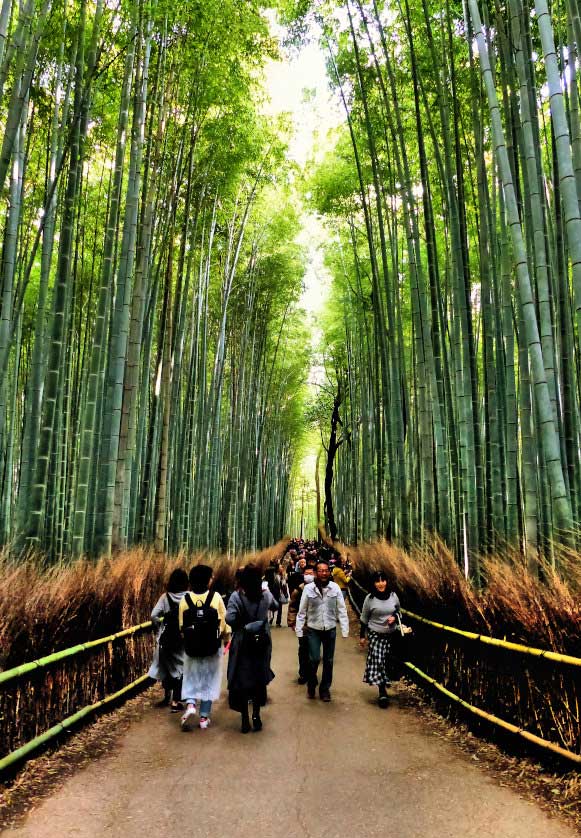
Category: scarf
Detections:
[{"x1": 371, "y1": 589, "x2": 392, "y2": 601}]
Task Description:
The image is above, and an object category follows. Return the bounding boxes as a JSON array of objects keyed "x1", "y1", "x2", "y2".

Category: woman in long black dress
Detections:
[{"x1": 226, "y1": 564, "x2": 276, "y2": 733}]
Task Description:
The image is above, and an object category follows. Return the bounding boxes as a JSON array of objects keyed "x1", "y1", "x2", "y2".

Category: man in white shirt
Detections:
[{"x1": 295, "y1": 559, "x2": 349, "y2": 701}]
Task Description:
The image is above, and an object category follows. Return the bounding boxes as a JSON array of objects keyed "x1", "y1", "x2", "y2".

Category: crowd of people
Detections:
[{"x1": 148, "y1": 538, "x2": 402, "y2": 733}]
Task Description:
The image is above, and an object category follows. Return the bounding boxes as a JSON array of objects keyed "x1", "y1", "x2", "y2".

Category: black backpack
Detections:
[
  {"x1": 159, "y1": 594, "x2": 182, "y2": 653},
  {"x1": 182, "y1": 592, "x2": 221, "y2": 658}
]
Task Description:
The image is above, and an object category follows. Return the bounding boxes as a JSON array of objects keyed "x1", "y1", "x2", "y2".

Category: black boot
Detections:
[
  {"x1": 378, "y1": 685, "x2": 389, "y2": 708},
  {"x1": 252, "y1": 699, "x2": 262, "y2": 731},
  {"x1": 241, "y1": 709, "x2": 251, "y2": 733}
]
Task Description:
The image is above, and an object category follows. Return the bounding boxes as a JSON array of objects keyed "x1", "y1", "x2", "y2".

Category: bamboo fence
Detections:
[
  {"x1": 348, "y1": 577, "x2": 581, "y2": 765},
  {"x1": 0, "y1": 622, "x2": 154, "y2": 772}
]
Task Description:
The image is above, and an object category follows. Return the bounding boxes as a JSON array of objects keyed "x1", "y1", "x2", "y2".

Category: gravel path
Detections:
[{"x1": 4, "y1": 621, "x2": 575, "y2": 838}]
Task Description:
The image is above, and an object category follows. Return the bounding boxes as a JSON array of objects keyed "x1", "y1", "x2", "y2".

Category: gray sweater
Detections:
[{"x1": 360, "y1": 592, "x2": 401, "y2": 635}]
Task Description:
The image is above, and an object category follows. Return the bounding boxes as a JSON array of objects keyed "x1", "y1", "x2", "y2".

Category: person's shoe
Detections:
[
  {"x1": 297, "y1": 675, "x2": 308, "y2": 685},
  {"x1": 170, "y1": 701, "x2": 181, "y2": 713},
  {"x1": 319, "y1": 691, "x2": 331, "y2": 702},
  {"x1": 180, "y1": 703, "x2": 197, "y2": 730},
  {"x1": 252, "y1": 714, "x2": 263, "y2": 732},
  {"x1": 241, "y1": 716, "x2": 251, "y2": 734},
  {"x1": 156, "y1": 694, "x2": 170, "y2": 708},
  {"x1": 378, "y1": 695, "x2": 389, "y2": 708},
  {"x1": 199, "y1": 717, "x2": 211, "y2": 730},
  {"x1": 307, "y1": 685, "x2": 316, "y2": 699}
]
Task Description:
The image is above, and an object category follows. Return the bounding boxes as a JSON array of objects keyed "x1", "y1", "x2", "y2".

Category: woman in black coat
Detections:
[{"x1": 226, "y1": 564, "x2": 276, "y2": 733}]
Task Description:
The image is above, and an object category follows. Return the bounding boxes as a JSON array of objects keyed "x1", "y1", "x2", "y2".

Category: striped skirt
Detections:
[{"x1": 363, "y1": 630, "x2": 391, "y2": 686}]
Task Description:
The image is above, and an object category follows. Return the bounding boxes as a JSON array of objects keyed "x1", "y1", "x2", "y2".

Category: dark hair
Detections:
[
  {"x1": 188, "y1": 564, "x2": 213, "y2": 594},
  {"x1": 264, "y1": 566, "x2": 276, "y2": 584},
  {"x1": 316, "y1": 559, "x2": 330, "y2": 570},
  {"x1": 370, "y1": 571, "x2": 389, "y2": 588},
  {"x1": 239, "y1": 563, "x2": 263, "y2": 602},
  {"x1": 167, "y1": 568, "x2": 188, "y2": 593}
]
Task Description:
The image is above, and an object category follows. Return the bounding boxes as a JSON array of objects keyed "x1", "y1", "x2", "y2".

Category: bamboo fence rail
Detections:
[
  {"x1": 4, "y1": 574, "x2": 581, "y2": 776},
  {"x1": 348, "y1": 578, "x2": 581, "y2": 765},
  {"x1": 0, "y1": 674, "x2": 150, "y2": 775},
  {"x1": 0, "y1": 622, "x2": 155, "y2": 772}
]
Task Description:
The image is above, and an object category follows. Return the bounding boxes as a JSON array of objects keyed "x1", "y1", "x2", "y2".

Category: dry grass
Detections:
[
  {"x1": 0, "y1": 539, "x2": 288, "y2": 760},
  {"x1": 341, "y1": 538, "x2": 581, "y2": 655},
  {"x1": 0, "y1": 539, "x2": 288, "y2": 670},
  {"x1": 339, "y1": 537, "x2": 581, "y2": 760}
]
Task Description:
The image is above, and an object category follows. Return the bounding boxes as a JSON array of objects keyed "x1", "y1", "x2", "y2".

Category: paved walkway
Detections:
[{"x1": 5, "y1": 621, "x2": 575, "y2": 838}]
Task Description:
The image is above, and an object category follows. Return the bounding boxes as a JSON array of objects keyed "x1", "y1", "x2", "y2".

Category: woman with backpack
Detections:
[
  {"x1": 148, "y1": 567, "x2": 189, "y2": 712},
  {"x1": 359, "y1": 571, "x2": 401, "y2": 708},
  {"x1": 179, "y1": 564, "x2": 230, "y2": 731},
  {"x1": 226, "y1": 564, "x2": 276, "y2": 733}
]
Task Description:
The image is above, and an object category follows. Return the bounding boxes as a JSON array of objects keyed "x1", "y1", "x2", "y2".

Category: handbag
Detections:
[
  {"x1": 395, "y1": 612, "x2": 413, "y2": 637},
  {"x1": 240, "y1": 597, "x2": 269, "y2": 656}
]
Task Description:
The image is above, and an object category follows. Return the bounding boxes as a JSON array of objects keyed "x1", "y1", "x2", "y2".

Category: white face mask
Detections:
[{"x1": 304, "y1": 574, "x2": 315, "y2": 584}]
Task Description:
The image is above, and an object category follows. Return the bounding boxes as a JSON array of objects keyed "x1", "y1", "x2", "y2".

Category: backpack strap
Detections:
[
  {"x1": 203, "y1": 590, "x2": 216, "y2": 612},
  {"x1": 186, "y1": 591, "x2": 215, "y2": 610}
]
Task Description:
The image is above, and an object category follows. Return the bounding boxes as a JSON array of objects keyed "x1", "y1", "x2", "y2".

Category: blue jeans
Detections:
[
  {"x1": 306, "y1": 628, "x2": 336, "y2": 693},
  {"x1": 199, "y1": 699, "x2": 212, "y2": 718},
  {"x1": 184, "y1": 698, "x2": 212, "y2": 717}
]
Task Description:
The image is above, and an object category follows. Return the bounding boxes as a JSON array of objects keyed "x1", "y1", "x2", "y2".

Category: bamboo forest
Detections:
[{"x1": 0, "y1": 0, "x2": 580, "y2": 580}]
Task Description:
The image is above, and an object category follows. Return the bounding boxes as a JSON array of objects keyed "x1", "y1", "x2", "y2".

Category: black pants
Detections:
[
  {"x1": 306, "y1": 628, "x2": 336, "y2": 693},
  {"x1": 163, "y1": 675, "x2": 182, "y2": 702},
  {"x1": 275, "y1": 602, "x2": 283, "y2": 626},
  {"x1": 298, "y1": 635, "x2": 310, "y2": 680}
]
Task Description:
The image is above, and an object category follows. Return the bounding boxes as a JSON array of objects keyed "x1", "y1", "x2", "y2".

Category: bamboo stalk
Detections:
[
  {"x1": 0, "y1": 673, "x2": 150, "y2": 775},
  {"x1": 403, "y1": 609, "x2": 581, "y2": 666},
  {"x1": 0, "y1": 622, "x2": 153, "y2": 688}
]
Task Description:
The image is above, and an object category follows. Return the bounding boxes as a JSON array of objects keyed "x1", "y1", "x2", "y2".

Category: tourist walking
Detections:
[
  {"x1": 148, "y1": 568, "x2": 189, "y2": 712},
  {"x1": 179, "y1": 565, "x2": 230, "y2": 731},
  {"x1": 287, "y1": 556, "x2": 306, "y2": 595},
  {"x1": 295, "y1": 559, "x2": 349, "y2": 701},
  {"x1": 331, "y1": 557, "x2": 351, "y2": 599},
  {"x1": 359, "y1": 571, "x2": 400, "y2": 708},
  {"x1": 268, "y1": 563, "x2": 287, "y2": 626},
  {"x1": 226, "y1": 564, "x2": 276, "y2": 733}
]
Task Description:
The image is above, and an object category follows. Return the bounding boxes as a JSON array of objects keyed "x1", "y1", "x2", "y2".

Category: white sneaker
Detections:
[
  {"x1": 199, "y1": 717, "x2": 211, "y2": 730},
  {"x1": 180, "y1": 704, "x2": 197, "y2": 731}
]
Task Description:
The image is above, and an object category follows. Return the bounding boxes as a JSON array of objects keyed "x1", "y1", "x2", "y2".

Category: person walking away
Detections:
[
  {"x1": 331, "y1": 557, "x2": 351, "y2": 599},
  {"x1": 295, "y1": 559, "x2": 349, "y2": 701},
  {"x1": 226, "y1": 564, "x2": 276, "y2": 733},
  {"x1": 265, "y1": 564, "x2": 286, "y2": 626},
  {"x1": 179, "y1": 565, "x2": 230, "y2": 731},
  {"x1": 275, "y1": 561, "x2": 289, "y2": 626},
  {"x1": 148, "y1": 568, "x2": 189, "y2": 712},
  {"x1": 359, "y1": 571, "x2": 400, "y2": 708},
  {"x1": 287, "y1": 565, "x2": 315, "y2": 683}
]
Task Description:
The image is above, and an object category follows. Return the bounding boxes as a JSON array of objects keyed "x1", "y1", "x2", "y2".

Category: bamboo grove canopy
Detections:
[
  {"x1": 2, "y1": 0, "x2": 581, "y2": 573},
  {"x1": 0, "y1": 0, "x2": 311, "y2": 559},
  {"x1": 286, "y1": 0, "x2": 581, "y2": 577}
]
